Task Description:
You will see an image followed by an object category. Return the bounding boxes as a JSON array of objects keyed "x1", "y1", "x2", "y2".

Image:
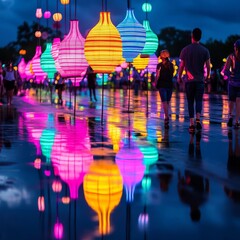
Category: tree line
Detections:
[{"x1": 0, "y1": 22, "x2": 239, "y2": 71}]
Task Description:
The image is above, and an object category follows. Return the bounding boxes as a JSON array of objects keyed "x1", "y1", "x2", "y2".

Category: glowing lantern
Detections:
[
  {"x1": 53, "y1": 13, "x2": 62, "y2": 22},
  {"x1": 51, "y1": 118, "x2": 93, "y2": 199},
  {"x1": 36, "y1": 8, "x2": 43, "y2": 18},
  {"x1": 51, "y1": 37, "x2": 62, "y2": 73},
  {"x1": 141, "y1": 20, "x2": 158, "y2": 55},
  {"x1": 142, "y1": 3, "x2": 152, "y2": 12},
  {"x1": 25, "y1": 60, "x2": 34, "y2": 80},
  {"x1": 58, "y1": 20, "x2": 88, "y2": 78},
  {"x1": 84, "y1": 12, "x2": 123, "y2": 73},
  {"x1": 40, "y1": 114, "x2": 56, "y2": 163},
  {"x1": 52, "y1": 180, "x2": 62, "y2": 193},
  {"x1": 19, "y1": 49, "x2": 26, "y2": 55},
  {"x1": 18, "y1": 57, "x2": 27, "y2": 80},
  {"x1": 35, "y1": 31, "x2": 42, "y2": 38},
  {"x1": 115, "y1": 140, "x2": 145, "y2": 202},
  {"x1": 117, "y1": 9, "x2": 146, "y2": 63},
  {"x1": 60, "y1": 0, "x2": 69, "y2": 4},
  {"x1": 133, "y1": 54, "x2": 149, "y2": 70},
  {"x1": 32, "y1": 46, "x2": 47, "y2": 84},
  {"x1": 44, "y1": 10, "x2": 51, "y2": 19},
  {"x1": 40, "y1": 42, "x2": 57, "y2": 79},
  {"x1": 54, "y1": 220, "x2": 63, "y2": 239},
  {"x1": 83, "y1": 160, "x2": 123, "y2": 235},
  {"x1": 148, "y1": 54, "x2": 158, "y2": 73},
  {"x1": 38, "y1": 196, "x2": 45, "y2": 211}
]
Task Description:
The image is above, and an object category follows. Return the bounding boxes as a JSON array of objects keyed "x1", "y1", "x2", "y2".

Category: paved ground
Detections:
[{"x1": 0, "y1": 88, "x2": 240, "y2": 240}]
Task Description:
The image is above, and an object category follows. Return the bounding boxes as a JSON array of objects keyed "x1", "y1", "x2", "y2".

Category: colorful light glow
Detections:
[
  {"x1": 40, "y1": 42, "x2": 56, "y2": 79},
  {"x1": 32, "y1": 46, "x2": 47, "y2": 84},
  {"x1": 58, "y1": 20, "x2": 88, "y2": 78},
  {"x1": 141, "y1": 20, "x2": 158, "y2": 55},
  {"x1": 115, "y1": 140, "x2": 145, "y2": 202},
  {"x1": 117, "y1": 9, "x2": 146, "y2": 63},
  {"x1": 133, "y1": 54, "x2": 149, "y2": 70},
  {"x1": 83, "y1": 160, "x2": 123, "y2": 235},
  {"x1": 84, "y1": 12, "x2": 122, "y2": 73}
]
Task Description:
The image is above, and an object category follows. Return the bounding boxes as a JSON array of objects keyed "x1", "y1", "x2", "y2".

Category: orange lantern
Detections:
[
  {"x1": 19, "y1": 49, "x2": 26, "y2": 55},
  {"x1": 38, "y1": 196, "x2": 45, "y2": 211},
  {"x1": 35, "y1": 31, "x2": 42, "y2": 38}
]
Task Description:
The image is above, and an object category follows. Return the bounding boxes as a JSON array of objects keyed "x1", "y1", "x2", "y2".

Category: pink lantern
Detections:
[
  {"x1": 148, "y1": 54, "x2": 158, "y2": 73},
  {"x1": 54, "y1": 220, "x2": 63, "y2": 239},
  {"x1": 58, "y1": 20, "x2": 88, "y2": 79},
  {"x1": 44, "y1": 10, "x2": 51, "y2": 19},
  {"x1": 18, "y1": 57, "x2": 27, "y2": 80},
  {"x1": 25, "y1": 60, "x2": 34, "y2": 80},
  {"x1": 51, "y1": 37, "x2": 63, "y2": 74},
  {"x1": 115, "y1": 139, "x2": 145, "y2": 202},
  {"x1": 36, "y1": 8, "x2": 43, "y2": 18},
  {"x1": 51, "y1": 118, "x2": 93, "y2": 199},
  {"x1": 32, "y1": 46, "x2": 47, "y2": 84}
]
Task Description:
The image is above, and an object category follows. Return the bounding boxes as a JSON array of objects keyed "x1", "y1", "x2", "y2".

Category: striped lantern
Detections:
[
  {"x1": 148, "y1": 54, "x2": 158, "y2": 73},
  {"x1": 40, "y1": 42, "x2": 57, "y2": 80},
  {"x1": 84, "y1": 12, "x2": 123, "y2": 74},
  {"x1": 18, "y1": 57, "x2": 27, "y2": 80},
  {"x1": 117, "y1": 9, "x2": 146, "y2": 63},
  {"x1": 133, "y1": 54, "x2": 149, "y2": 71},
  {"x1": 32, "y1": 46, "x2": 47, "y2": 84},
  {"x1": 51, "y1": 37, "x2": 63, "y2": 74},
  {"x1": 58, "y1": 20, "x2": 88, "y2": 78},
  {"x1": 141, "y1": 20, "x2": 158, "y2": 55}
]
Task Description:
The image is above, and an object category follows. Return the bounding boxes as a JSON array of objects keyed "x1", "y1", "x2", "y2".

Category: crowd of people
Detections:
[{"x1": 0, "y1": 27, "x2": 239, "y2": 134}]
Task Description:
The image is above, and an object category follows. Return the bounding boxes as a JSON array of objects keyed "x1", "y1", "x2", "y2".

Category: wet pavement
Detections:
[{"x1": 0, "y1": 87, "x2": 240, "y2": 240}]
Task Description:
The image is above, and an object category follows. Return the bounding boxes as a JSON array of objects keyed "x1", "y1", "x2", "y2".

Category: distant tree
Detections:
[
  {"x1": 0, "y1": 21, "x2": 62, "y2": 64},
  {"x1": 157, "y1": 27, "x2": 191, "y2": 57}
]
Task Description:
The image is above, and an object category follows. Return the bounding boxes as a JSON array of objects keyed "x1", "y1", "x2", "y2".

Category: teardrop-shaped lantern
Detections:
[
  {"x1": 18, "y1": 57, "x2": 27, "y2": 80},
  {"x1": 84, "y1": 12, "x2": 123, "y2": 73},
  {"x1": 58, "y1": 20, "x2": 88, "y2": 78},
  {"x1": 83, "y1": 160, "x2": 123, "y2": 235},
  {"x1": 117, "y1": 9, "x2": 146, "y2": 63},
  {"x1": 141, "y1": 20, "x2": 158, "y2": 55},
  {"x1": 32, "y1": 46, "x2": 47, "y2": 84},
  {"x1": 133, "y1": 54, "x2": 149, "y2": 71},
  {"x1": 51, "y1": 37, "x2": 63, "y2": 74},
  {"x1": 36, "y1": 8, "x2": 43, "y2": 18},
  {"x1": 148, "y1": 54, "x2": 158, "y2": 73},
  {"x1": 115, "y1": 140, "x2": 145, "y2": 202},
  {"x1": 25, "y1": 60, "x2": 34, "y2": 80},
  {"x1": 40, "y1": 42, "x2": 57, "y2": 79}
]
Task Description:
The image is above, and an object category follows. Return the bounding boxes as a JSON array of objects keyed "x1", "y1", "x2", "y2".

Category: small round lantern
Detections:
[
  {"x1": 142, "y1": 3, "x2": 152, "y2": 12},
  {"x1": 36, "y1": 8, "x2": 43, "y2": 18},
  {"x1": 35, "y1": 31, "x2": 42, "y2": 38},
  {"x1": 60, "y1": 0, "x2": 69, "y2": 4},
  {"x1": 53, "y1": 13, "x2": 62, "y2": 22},
  {"x1": 44, "y1": 11, "x2": 51, "y2": 19}
]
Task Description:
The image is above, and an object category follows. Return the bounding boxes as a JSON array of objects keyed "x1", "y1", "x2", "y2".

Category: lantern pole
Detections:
[{"x1": 101, "y1": 74, "x2": 104, "y2": 125}]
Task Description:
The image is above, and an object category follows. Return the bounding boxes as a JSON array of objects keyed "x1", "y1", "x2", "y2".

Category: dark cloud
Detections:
[{"x1": 0, "y1": 0, "x2": 239, "y2": 47}]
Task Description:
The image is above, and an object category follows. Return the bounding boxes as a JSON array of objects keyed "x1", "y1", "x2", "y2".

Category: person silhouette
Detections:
[{"x1": 178, "y1": 132, "x2": 209, "y2": 221}]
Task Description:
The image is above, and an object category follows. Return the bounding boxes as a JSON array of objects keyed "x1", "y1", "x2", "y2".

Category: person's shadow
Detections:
[{"x1": 178, "y1": 132, "x2": 209, "y2": 222}]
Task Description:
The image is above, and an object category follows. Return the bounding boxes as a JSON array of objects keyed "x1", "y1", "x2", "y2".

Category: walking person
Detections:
[
  {"x1": 54, "y1": 71, "x2": 65, "y2": 105},
  {"x1": 155, "y1": 50, "x2": 174, "y2": 129},
  {"x1": 85, "y1": 66, "x2": 97, "y2": 102},
  {"x1": 177, "y1": 28, "x2": 211, "y2": 133},
  {"x1": 3, "y1": 62, "x2": 18, "y2": 106},
  {"x1": 221, "y1": 39, "x2": 240, "y2": 128}
]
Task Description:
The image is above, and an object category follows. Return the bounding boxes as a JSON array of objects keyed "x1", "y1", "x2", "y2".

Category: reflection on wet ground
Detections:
[{"x1": 0, "y1": 88, "x2": 240, "y2": 240}]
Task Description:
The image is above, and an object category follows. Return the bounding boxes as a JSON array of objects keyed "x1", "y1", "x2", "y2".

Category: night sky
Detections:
[{"x1": 0, "y1": 0, "x2": 239, "y2": 47}]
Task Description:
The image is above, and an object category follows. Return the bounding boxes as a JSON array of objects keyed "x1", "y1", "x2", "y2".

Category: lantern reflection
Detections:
[
  {"x1": 51, "y1": 118, "x2": 93, "y2": 200},
  {"x1": 83, "y1": 160, "x2": 123, "y2": 235}
]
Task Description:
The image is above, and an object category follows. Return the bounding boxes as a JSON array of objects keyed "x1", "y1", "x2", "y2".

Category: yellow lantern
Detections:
[
  {"x1": 35, "y1": 31, "x2": 42, "y2": 38},
  {"x1": 53, "y1": 13, "x2": 62, "y2": 22},
  {"x1": 83, "y1": 160, "x2": 123, "y2": 235},
  {"x1": 133, "y1": 54, "x2": 149, "y2": 70},
  {"x1": 60, "y1": 0, "x2": 69, "y2": 4},
  {"x1": 84, "y1": 12, "x2": 122, "y2": 74}
]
